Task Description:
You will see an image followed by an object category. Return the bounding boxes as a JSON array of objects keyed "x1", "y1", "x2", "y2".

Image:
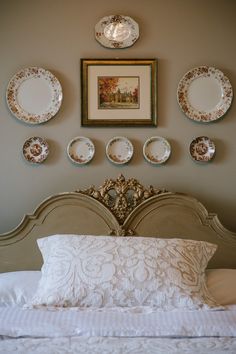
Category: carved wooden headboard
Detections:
[{"x1": 0, "y1": 175, "x2": 236, "y2": 272}]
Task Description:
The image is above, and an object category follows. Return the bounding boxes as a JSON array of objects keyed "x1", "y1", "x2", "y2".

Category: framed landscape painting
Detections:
[{"x1": 81, "y1": 59, "x2": 157, "y2": 126}]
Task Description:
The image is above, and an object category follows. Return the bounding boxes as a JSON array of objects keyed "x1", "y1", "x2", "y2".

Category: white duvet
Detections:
[
  {"x1": 1, "y1": 336, "x2": 236, "y2": 354},
  {"x1": 1, "y1": 306, "x2": 236, "y2": 353}
]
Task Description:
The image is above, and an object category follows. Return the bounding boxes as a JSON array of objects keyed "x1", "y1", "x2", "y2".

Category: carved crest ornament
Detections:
[{"x1": 76, "y1": 174, "x2": 167, "y2": 235}]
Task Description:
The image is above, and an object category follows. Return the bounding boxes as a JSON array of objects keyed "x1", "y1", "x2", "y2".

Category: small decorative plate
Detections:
[
  {"x1": 6, "y1": 67, "x2": 63, "y2": 124},
  {"x1": 189, "y1": 136, "x2": 215, "y2": 163},
  {"x1": 106, "y1": 136, "x2": 133, "y2": 164},
  {"x1": 23, "y1": 137, "x2": 49, "y2": 164},
  {"x1": 143, "y1": 137, "x2": 171, "y2": 165},
  {"x1": 95, "y1": 15, "x2": 139, "y2": 48},
  {"x1": 67, "y1": 137, "x2": 95, "y2": 165},
  {"x1": 177, "y1": 66, "x2": 233, "y2": 123}
]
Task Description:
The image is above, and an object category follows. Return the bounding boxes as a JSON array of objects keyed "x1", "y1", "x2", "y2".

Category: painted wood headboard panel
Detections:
[
  {"x1": 124, "y1": 193, "x2": 236, "y2": 269},
  {"x1": 0, "y1": 193, "x2": 119, "y2": 271},
  {"x1": 0, "y1": 175, "x2": 236, "y2": 272}
]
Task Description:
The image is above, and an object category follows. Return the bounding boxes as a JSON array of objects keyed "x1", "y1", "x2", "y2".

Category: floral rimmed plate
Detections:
[
  {"x1": 6, "y1": 67, "x2": 63, "y2": 124},
  {"x1": 95, "y1": 15, "x2": 139, "y2": 48},
  {"x1": 23, "y1": 137, "x2": 49, "y2": 164},
  {"x1": 143, "y1": 137, "x2": 171, "y2": 165},
  {"x1": 67, "y1": 137, "x2": 95, "y2": 165},
  {"x1": 106, "y1": 137, "x2": 133, "y2": 165},
  {"x1": 177, "y1": 66, "x2": 233, "y2": 123},
  {"x1": 189, "y1": 136, "x2": 215, "y2": 163}
]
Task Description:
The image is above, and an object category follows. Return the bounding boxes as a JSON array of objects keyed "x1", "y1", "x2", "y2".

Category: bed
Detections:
[{"x1": 0, "y1": 174, "x2": 236, "y2": 353}]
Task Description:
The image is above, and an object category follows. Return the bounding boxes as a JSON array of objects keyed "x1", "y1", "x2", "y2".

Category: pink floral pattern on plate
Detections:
[
  {"x1": 67, "y1": 137, "x2": 95, "y2": 165},
  {"x1": 6, "y1": 67, "x2": 63, "y2": 124},
  {"x1": 95, "y1": 15, "x2": 139, "y2": 48},
  {"x1": 106, "y1": 136, "x2": 133, "y2": 164},
  {"x1": 177, "y1": 66, "x2": 233, "y2": 123},
  {"x1": 23, "y1": 137, "x2": 49, "y2": 164},
  {"x1": 189, "y1": 136, "x2": 215, "y2": 163},
  {"x1": 143, "y1": 137, "x2": 171, "y2": 165}
]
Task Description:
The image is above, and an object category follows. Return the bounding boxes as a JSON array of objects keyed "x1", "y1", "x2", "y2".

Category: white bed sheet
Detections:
[
  {"x1": 1, "y1": 306, "x2": 236, "y2": 337},
  {"x1": 1, "y1": 306, "x2": 236, "y2": 353}
]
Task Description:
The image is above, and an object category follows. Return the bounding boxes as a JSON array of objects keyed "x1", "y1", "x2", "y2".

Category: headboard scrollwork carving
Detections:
[{"x1": 76, "y1": 174, "x2": 167, "y2": 228}]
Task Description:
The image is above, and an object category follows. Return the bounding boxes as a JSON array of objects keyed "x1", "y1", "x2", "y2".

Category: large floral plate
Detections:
[
  {"x1": 189, "y1": 136, "x2": 215, "y2": 163},
  {"x1": 95, "y1": 15, "x2": 139, "y2": 48},
  {"x1": 106, "y1": 136, "x2": 133, "y2": 164},
  {"x1": 177, "y1": 66, "x2": 233, "y2": 123},
  {"x1": 67, "y1": 137, "x2": 95, "y2": 165},
  {"x1": 6, "y1": 67, "x2": 63, "y2": 124},
  {"x1": 23, "y1": 137, "x2": 49, "y2": 164},
  {"x1": 143, "y1": 136, "x2": 171, "y2": 165}
]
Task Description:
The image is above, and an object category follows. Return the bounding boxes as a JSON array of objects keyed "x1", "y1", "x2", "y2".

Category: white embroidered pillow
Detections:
[{"x1": 30, "y1": 234, "x2": 219, "y2": 310}]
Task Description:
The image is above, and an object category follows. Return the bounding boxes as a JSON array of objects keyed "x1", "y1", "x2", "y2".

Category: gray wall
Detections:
[{"x1": 0, "y1": 0, "x2": 236, "y2": 233}]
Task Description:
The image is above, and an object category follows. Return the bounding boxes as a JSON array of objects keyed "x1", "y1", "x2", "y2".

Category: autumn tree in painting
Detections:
[{"x1": 98, "y1": 77, "x2": 119, "y2": 104}]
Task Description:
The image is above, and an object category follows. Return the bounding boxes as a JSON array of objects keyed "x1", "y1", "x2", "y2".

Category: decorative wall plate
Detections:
[
  {"x1": 177, "y1": 66, "x2": 233, "y2": 123},
  {"x1": 6, "y1": 67, "x2": 63, "y2": 124},
  {"x1": 189, "y1": 136, "x2": 215, "y2": 163},
  {"x1": 143, "y1": 136, "x2": 171, "y2": 165},
  {"x1": 106, "y1": 136, "x2": 133, "y2": 164},
  {"x1": 23, "y1": 137, "x2": 49, "y2": 164},
  {"x1": 95, "y1": 15, "x2": 139, "y2": 48},
  {"x1": 67, "y1": 137, "x2": 95, "y2": 165}
]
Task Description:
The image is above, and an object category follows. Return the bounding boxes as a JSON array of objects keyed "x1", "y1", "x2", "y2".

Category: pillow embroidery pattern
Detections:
[{"x1": 30, "y1": 235, "x2": 219, "y2": 309}]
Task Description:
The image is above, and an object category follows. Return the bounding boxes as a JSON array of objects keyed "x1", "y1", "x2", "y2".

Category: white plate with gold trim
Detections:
[
  {"x1": 143, "y1": 136, "x2": 171, "y2": 165},
  {"x1": 106, "y1": 136, "x2": 133, "y2": 164},
  {"x1": 67, "y1": 137, "x2": 95, "y2": 165},
  {"x1": 189, "y1": 136, "x2": 215, "y2": 163},
  {"x1": 95, "y1": 15, "x2": 139, "y2": 48},
  {"x1": 23, "y1": 137, "x2": 49, "y2": 164},
  {"x1": 6, "y1": 67, "x2": 63, "y2": 124},
  {"x1": 177, "y1": 66, "x2": 233, "y2": 123}
]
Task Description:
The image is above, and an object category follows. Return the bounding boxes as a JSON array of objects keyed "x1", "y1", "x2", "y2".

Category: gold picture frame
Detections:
[{"x1": 81, "y1": 59, "x2": 157, "y2": 126}]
